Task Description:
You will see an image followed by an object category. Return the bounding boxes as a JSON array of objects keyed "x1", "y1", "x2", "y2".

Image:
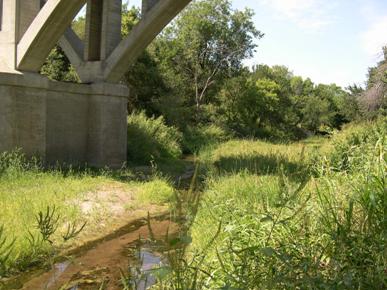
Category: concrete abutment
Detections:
[{"x1": 0, "y1": 73, "x2": 128, "y2": 168}]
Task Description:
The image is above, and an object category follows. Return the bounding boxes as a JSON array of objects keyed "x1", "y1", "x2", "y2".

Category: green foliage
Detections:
[
  {"x1": 62, "y1": 221, "x2": 87, "y2": 242},
  {"x1": 127, "y1": 112, "x2": 182, "y2": 164},
  {"x1": 0, "y1": 226, "x2": 15, "y2": 276},
  {"x1": 214, "y1": 64, "x2": 356, "y2": 140},
  {"x1": 155, "y1": 121, "x2": 386, "y2": 289},
  {"x1": 154, "y1": 0, "x2": 262, "y2": 122},
  {"x1": 121, "y1": 5, "x2": 140, "y2": 37},
  {"x1": 199, "y1": 139, "x2": 313, "y2": 181},
  {"x1": 358, "y1": 47, "x2": 387, "y2": 118},
  {"x1": 322, "y1": 117, "x2": 386, "y2": 172},
  {"x1": 35, "y1": 206, "x2": 60, "y2": 244},
  {"x1": 40, "y1": 46, "x2": 79, "y2": 82},
  {"x1": 182, "y1": 124, "x2": 231, "y2": 154},
  {"x1": 217, "y1": 74, "x2": 297, "y2": 139},
  {"x1": 136, "y1": 178, "x2": 176, "y2": 205}
]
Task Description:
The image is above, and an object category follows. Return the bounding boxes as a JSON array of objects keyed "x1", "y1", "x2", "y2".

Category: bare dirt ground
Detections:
[{"x1": 64, "y1": 181, "x2": 170, "y2": 252}]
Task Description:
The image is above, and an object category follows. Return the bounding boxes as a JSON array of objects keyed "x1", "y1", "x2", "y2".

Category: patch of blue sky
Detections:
[{"x1": 85, "y1": 0, "x2": 387, "y2": 87}]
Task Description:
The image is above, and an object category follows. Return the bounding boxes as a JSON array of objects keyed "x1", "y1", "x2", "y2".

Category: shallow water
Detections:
[
  {"x1": 129, "y1": 249, "x2": 163, "y2": 290},
  {"x1": 3, "y1": 216, "x2": 179, "y2": 290}
]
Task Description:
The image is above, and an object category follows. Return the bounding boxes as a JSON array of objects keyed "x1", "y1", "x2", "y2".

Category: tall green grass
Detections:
[
  {"x1": 199, "y1": 138, "x2": 322, "y2": 180},
  {"x1": 153, "y1": 119, "x2": 386, "y2": 289}
]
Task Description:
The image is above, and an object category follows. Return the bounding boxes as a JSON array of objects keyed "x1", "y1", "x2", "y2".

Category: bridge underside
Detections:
[{"x1": 0, "y1": 0, "x2": 191, "y2": 167}]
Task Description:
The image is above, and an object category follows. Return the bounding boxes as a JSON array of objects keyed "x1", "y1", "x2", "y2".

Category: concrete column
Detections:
[
  {"x1": 87, "y1": 90, "x2": 128, "y2": 168},
  {"x1": 100, "y1": 0, "x2": 122, "y2": 60},
  {"x1": 0, "y1": 73, "x2": 47, "y2": 158},
  {"x1": 17, "y1": 0, "x2": 41, "y2": 42},
  {"x1": 0, "y1": 0, "x2": 41, "y2": 70},
  {"x1": 0, "y1": 0, "x2": 3, "y2": 32},
  {"x1": 0, "y1": 0, "x2": 18, "y2": 71},
  {"x1": 142, "y1": 0, "x2": 159, "y2": 16},
  {"x1": 17, "y1": 0, "x2": 87, "y2": 72},
  {"x1": 84, "y1": 0, "x2": 103, "y2": 61}
]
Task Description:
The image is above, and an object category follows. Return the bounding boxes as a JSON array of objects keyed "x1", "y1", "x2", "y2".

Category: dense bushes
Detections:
[
  {"x1": 127, "y1": 112, "x2": 182, "y2": 164},
  {"x1": 0, "y1": 150, "x2": 40, "y2": 176},
  {"x1": 323, "y1": 117, "x2": 386, "y2": 172},
  {"x1": 182, "y1": 124, "x2": 231, "y2": 154}
]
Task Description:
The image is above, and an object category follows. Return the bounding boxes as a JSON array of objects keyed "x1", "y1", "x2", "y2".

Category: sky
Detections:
[{"x1": 124, "y1": 0, "x2": 387, "y2": 88}]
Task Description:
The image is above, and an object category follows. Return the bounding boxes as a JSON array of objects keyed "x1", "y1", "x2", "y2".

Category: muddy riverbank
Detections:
[{"x1": 2, "y1": 213, "x2": 179, "y2": 290}]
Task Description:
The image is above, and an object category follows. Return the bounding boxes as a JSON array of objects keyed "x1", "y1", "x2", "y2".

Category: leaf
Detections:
[
  {"x1": 261, "y1": 247, "x2": 276, "y2": 257},
  {"x1": 260, "y1": 215, "x2": 273, "y2": 223},
  {"x1": 220, "y1": 284, "x2": 243, "y2": 290},
  {"x1": 169, "y1": 235, "x2": 193, "y2": 246},
  {"x1": 181, "y1": 235, "x2": 193, "y2": 245},
  {"x1": 151, "y1": 266, "x2": 172, "y2": 280}
]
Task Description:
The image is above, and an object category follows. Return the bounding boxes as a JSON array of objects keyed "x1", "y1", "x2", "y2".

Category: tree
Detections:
[
  {"x1": 40, "y1": 46, "x2": 79, "y2": 82},
  {"x1": 40, "y1": 16, "x2": 86, "y2": 82},
  {"x1": 359, "y1": 46, "x2": 387, "y2": 117},
  {"x1": 217, "y1": 74, "x2": 299, "y2": 139},
  {"x1": 121, "y1": 7, "x2": 167, "y2": 114},
  {"x1": 301, "y1": 95, "x2": 332, "y2": 132},
  {"x1": 155, "y1": 0, "x2": 263, "y2": 122}
]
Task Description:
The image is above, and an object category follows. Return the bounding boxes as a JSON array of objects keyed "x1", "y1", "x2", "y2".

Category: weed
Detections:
[
  {"x1": 62, "y1": 221, "x2": 87, "y2": 242},
  {"x1": 35, "y1": 206, "x2": 60, "y2": 244},
  {"x1": 0, "y1": 225, "x2": 15, "y2": 276}
]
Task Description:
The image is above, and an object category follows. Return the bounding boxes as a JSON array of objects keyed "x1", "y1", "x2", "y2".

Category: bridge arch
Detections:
[{"x1": 0, "y1": 0, "x2": 191, "y2": 83}]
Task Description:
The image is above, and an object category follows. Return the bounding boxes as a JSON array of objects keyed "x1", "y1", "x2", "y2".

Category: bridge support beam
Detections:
[
  {"x1": 101, "y1": 0, "x2": 122, "y2": 59},
  {"x1": 58, "y1": 28, "x2": 85, "y2": 69},
  {"x1": 84, "y1": 0, "x2": 103, "y2": 61},
  {"x1": 142, "y1": 0, "x2": 160, "y2": 15},
  {"x1": 17, "y1": 0, "x2": 86, "y2": 72},
  {"x1": 0, "y1": 0, "x2": 41, "y2": 72},
  {"x1": 104, "y1": 0, "x2": 191, "y2": 82}
]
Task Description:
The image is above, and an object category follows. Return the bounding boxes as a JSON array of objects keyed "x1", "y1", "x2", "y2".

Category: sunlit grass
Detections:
[
  {"x1": 198, "y1": 138, "x2": 324, "y2": 180},
  {"x1": 135, "y1": 178, "x2": 176, "y2": 206},
  {"x1": 0, "y1": 157, "x2": 176, "y2": 275},
  {"x1": 154, "y1": 118, "x2": 386, "y2": 289}
]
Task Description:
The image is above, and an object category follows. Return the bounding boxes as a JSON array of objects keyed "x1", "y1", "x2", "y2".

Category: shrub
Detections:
[
  {"x1": 0, "y1": 150, "x2": 41, "y2": 177},
  {"x1": 182, "y1": 124, "x2": 230, "y2": 154},
  {"x1": 323, "y1": 117, "x2": 386, "y2": 172},
  {"x1": 127, "y1": 112, "x2": 183, "y2": 164}
]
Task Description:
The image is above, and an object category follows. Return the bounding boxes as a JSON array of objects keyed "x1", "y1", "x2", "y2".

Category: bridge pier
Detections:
[
  {"x1": 0, "y1": 0, "x2": 191, "y2": 168},
  {"x1": 0, "y1": 72, "x2": 128, "y2": 168}
]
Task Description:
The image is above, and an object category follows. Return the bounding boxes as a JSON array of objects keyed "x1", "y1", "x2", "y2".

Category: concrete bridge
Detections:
[{"x1": 0, "y1": 0, "x2": 191, "y2": 167}]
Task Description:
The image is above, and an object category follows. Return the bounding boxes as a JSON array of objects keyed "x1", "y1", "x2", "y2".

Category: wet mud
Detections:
[{"x1": 4, "y1": 215, "x2": 179, "y2": 290}]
